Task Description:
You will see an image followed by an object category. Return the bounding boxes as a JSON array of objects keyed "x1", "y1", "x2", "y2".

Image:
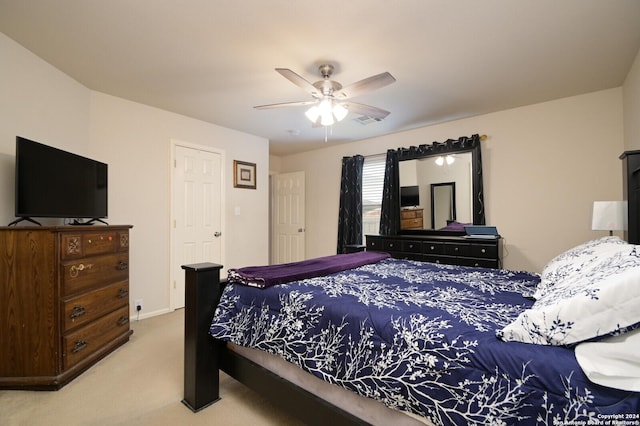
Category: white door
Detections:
[
  {"x1": 172, "y1": 143, "x2": 223, "y2": 310},
  {"x1": 271, "y1": 171, "x2": 305, "y2": 264}
]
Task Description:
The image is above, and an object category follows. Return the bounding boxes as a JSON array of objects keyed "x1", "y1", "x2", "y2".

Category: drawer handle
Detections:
[
  {"x1": 70, "y1": 305, "x2": 86, "y2": 319},
  {"x1": 69, "y1": 263, "x2": 93, "y2": 278},
  {"x1": 454, "y1": 247, "x2": 459, "y2": 252},
  {"x1": 118, "y1": 288, "x2": 129, "y2": 298},
  {"x1": 117, "y1": 316, "x2": 129, "y2": 326},
  {"x1": 389, "y1": 243, "x2": 394, "y2": 248},
  {"x1": 117, "y1": 261, "x2": 129, "y2": 271},
  {"x1": 481, "y1": 248, "x2": 486, "y2": 254},
  {"x1": 72, "y1": 339, "x2": 88, "y2": 353},
  {"x1": 475, "y1": 263, "x2": 480, "y2": 267}
]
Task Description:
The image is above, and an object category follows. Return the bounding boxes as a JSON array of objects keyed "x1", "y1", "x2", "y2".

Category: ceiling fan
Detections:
[{"x1": 254, "y1": 64, "x2": 396, "y2": 127}]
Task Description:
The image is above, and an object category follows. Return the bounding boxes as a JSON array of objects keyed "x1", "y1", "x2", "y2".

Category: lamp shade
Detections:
[
  {"x1": 332, "y1": 103, "x2": 348, "y2": 121},
  {"x1": 305, "y1": 105, "x2": 320, "y2": 123},
  {"x1": 305, "y1": 98, "x2": 349, "y2": 127},
  {"x1": 591, "y1": 201, "x2": 627, "y2": 234}
]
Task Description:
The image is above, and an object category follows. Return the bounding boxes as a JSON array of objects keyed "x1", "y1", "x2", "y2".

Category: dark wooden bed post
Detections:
[
  {"x1": 180, "y1": 262, "x2": 371, "y2": 424},
  {"x1": 181, "y1": 262, "x2": 224, "y2": 412}
]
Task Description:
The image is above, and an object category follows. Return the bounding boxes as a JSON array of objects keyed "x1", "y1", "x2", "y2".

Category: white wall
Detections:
[
  {"x1": 0, "y1": 33, "x2": 269, "y2": 318},
  {"x1": 0, "y1": 33, "x2": 90, "y2": 223},
  {"x1": 88, "y1": 92, "x2": 269, "y2": 317},
  {"x1": 623, "y1": 48, "x2": 640, "y2": 151},
  {"x1": 277, "y1": 89, "x2": 624, "y2": 273}
]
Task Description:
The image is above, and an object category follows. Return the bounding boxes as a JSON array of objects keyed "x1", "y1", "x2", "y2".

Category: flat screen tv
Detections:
[
  {"x1": 400, "y1": 185, "x2": 420, "y2": 207},
  {"x1": 12, "y1": 136, "x2": 108, "y2": 226}
]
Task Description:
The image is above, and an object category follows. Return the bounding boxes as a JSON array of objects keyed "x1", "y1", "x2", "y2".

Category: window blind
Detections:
[{"x1": 362, "y1": 154, "x2": 386, "y2": 206}]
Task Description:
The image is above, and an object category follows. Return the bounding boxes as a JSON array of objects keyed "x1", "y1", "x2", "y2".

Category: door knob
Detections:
[
  {"x1": 297, "y1": 228, "x2": 305, "y2": 232},
  {"x1": 214, "y1": 232, "x2": 222, "y2": 237}
]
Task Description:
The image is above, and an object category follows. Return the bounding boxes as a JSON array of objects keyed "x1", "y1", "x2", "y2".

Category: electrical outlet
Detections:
[{"x1": 134, "y1": 299, "x2": 143, "y2": 312}]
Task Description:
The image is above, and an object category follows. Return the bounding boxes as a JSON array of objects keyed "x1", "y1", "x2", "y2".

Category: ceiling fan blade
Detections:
[
  {"x1": 335, "y1": 72, "x2": 396, "y2": 99},
  {"x1": 343, "y1": 102, "x2": 391, "y2": 120},
  {"x1": 254, "y1": 100, "x2": 317, "y2": 110},
  {"x1": 275, "y1": 68, "x2": 321, "y2": 97}
]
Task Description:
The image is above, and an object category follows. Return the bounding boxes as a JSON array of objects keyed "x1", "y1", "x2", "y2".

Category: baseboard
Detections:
[{"x1": 131, "y1": 307, "x2": 173, "y2": 321}]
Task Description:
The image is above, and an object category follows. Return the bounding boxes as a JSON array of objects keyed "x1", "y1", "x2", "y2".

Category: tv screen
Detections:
[
  {"x1": 15, "y1": 137, "x2": 108, "y2": 223},
  {"x1": 400, "y1": 185, "x2": 420, "y2": 207}
]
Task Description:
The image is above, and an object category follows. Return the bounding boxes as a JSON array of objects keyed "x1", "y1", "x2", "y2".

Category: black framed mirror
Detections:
[{"x1": 396, "y1": 134, "x2": 485, "y2": 235}]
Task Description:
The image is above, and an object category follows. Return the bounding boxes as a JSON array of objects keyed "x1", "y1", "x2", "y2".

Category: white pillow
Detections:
[
  {"x1": 533, "y1": 236, "x2": 627, "y2": 299},
  {"x1": 498, "y1": 242, "x2": 640, "y2": 346},
  {"x1": 575, "y1": 327, "x2": 640, "y2": 391}
]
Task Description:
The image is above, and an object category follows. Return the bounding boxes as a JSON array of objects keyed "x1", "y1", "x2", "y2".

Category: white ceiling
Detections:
[{"x1": 1, "y1": 1, "x2": 639, "y2": 156}]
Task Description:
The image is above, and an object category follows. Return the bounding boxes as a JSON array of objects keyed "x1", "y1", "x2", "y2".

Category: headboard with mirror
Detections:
[{"x1": 396, "y1": 134, "x2": 485, "y2": 235}]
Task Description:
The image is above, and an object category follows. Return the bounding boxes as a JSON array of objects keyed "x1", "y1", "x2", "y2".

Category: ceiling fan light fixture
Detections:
[
  {"x1": 306, "y1": 99, "x2": 348, "y2": 127},
  {"x1": 435, "y1": 155, "x2": 455, "y2": 166},
  {"x1": 305, "y1": 105, "x2": 320, "y2": 123},
  {"x1": 320, "y1": 111, "x2": 335, "y2": 126},
  {"x1": 257, "y1": 65, "x2": 395, "y2": 130},
  {"x1": 332, "y1": 103, "x2": 348, "y2": 121},
  {"x1": 318, "y1": 98, "x2": 332, "y2": 114}
]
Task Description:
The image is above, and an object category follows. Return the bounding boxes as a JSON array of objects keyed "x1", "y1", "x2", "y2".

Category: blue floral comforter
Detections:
[{"x1": 209, "y1": 258, "x2": 639, "y2": 425}]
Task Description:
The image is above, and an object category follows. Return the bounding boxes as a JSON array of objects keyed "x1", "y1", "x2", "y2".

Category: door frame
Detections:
[{"x1": 169, "y1": 139, "x2": 226, "y2": 311}]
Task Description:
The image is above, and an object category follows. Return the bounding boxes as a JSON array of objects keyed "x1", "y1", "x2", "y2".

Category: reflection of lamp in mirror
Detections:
[
  {"x1": 591, "y1": 201, "x2": 627, "y2": 236},
  {"x1": 435, "y1": 155, "x2": 455, "y2": 166}
]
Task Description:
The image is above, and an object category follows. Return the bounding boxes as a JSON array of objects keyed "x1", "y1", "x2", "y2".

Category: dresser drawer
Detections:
[
  {"x1": 401, "y1": 210, "x2": 423, "y2": 219},
  {"x1": 422, "y1": 241, "x2": 444, "y2": 255},
  {"x1": 61, "y1": 230, "x2": 129, "y2": 260},
  {"x1": 115, "y1": 230, "x2": 130, "y2": 252},
  {"x1": 424, "y1": 255, "x2": 456, "y2": 265},
  {"x1": 366, "y1": 236, "x2": 383, "y2": 251},
  {"x1": 401, "y1": 218, "x2": 423, "y2": 228},
  {"x1": 62, "y1": 253, "x2": 129, "y2": 296},
  {"x1": 469, "y1": 244, "x2": 497, "y2": 259},
  {"x1": 457, "y1": 257, "x2": 499, "y2": 269},
  {"x1": 63, "y1": 281, "x2": 129, "y2": 331},
  {"x1": 444, "y1": 243, "x2": 470, "y2": 257},
  {"x1": 401, "y1": 240, "x2": 421, "y2": 252},
  {"x1": 383, "y1": 239, "x2": 402, "y2": 252},
  {"x1": 63, "y1": 306, "x2": 130, "y2": 370}
]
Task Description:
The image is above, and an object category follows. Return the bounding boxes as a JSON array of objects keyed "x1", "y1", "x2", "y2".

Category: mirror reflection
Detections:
[
  {"x1": 399, "y1": 152, "x2": 473, "y2": 230},
  {"x1": 431, "y1": 182, "x2": 456, "y2": 229}
]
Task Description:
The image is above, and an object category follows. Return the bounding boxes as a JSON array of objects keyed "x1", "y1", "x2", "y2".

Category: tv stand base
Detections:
[
  {"x1": 72, "y1": 218, "x2": 108, "y2": 226},
  {"x1": 7, "y1": 217, "x2": 41, "y2": 226}
]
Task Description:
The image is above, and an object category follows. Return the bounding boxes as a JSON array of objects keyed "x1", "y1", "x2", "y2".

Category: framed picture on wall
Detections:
[{"x1": 233, "y1": 160, "x2": 256, "y2": 189}]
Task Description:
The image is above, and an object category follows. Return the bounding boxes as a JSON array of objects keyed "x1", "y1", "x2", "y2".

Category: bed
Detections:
[{"x1": 182, "y1": 238, "x2": 640, "y2": 425}]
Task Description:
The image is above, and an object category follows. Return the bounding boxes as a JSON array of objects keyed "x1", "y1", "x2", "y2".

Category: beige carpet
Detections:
[{"x1": 0, "y1": 309, "x2": 303, "y2": 426}]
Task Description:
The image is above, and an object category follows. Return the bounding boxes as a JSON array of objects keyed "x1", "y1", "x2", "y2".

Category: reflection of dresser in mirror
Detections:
[{"x1": 401, "y1": 208, "x2": 423, "y2": 229}]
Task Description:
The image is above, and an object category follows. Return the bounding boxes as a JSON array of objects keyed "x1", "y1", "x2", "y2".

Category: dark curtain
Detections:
[
  {"x1": 379, "y1": 149, "x2": 400, "y2": 236},
  {"x1": 337, "y1": 155, "x2": 364, "y2": 254}
]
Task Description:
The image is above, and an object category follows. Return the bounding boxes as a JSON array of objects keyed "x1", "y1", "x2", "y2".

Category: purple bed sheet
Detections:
[{"x1": 227, "y1": 251, "x2": 391, "y2": 288}]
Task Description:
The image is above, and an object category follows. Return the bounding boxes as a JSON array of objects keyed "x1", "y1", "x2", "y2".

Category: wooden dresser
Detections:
[
  {"x1": 0, "y1": 225, "x2": 133, "y2": 390},
  {"x1": 366, "y1": 234, "x2": 502, "y2": 269},
  {"x1": 400, "y1": 208, "x2": 423, "y2": 230}
]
